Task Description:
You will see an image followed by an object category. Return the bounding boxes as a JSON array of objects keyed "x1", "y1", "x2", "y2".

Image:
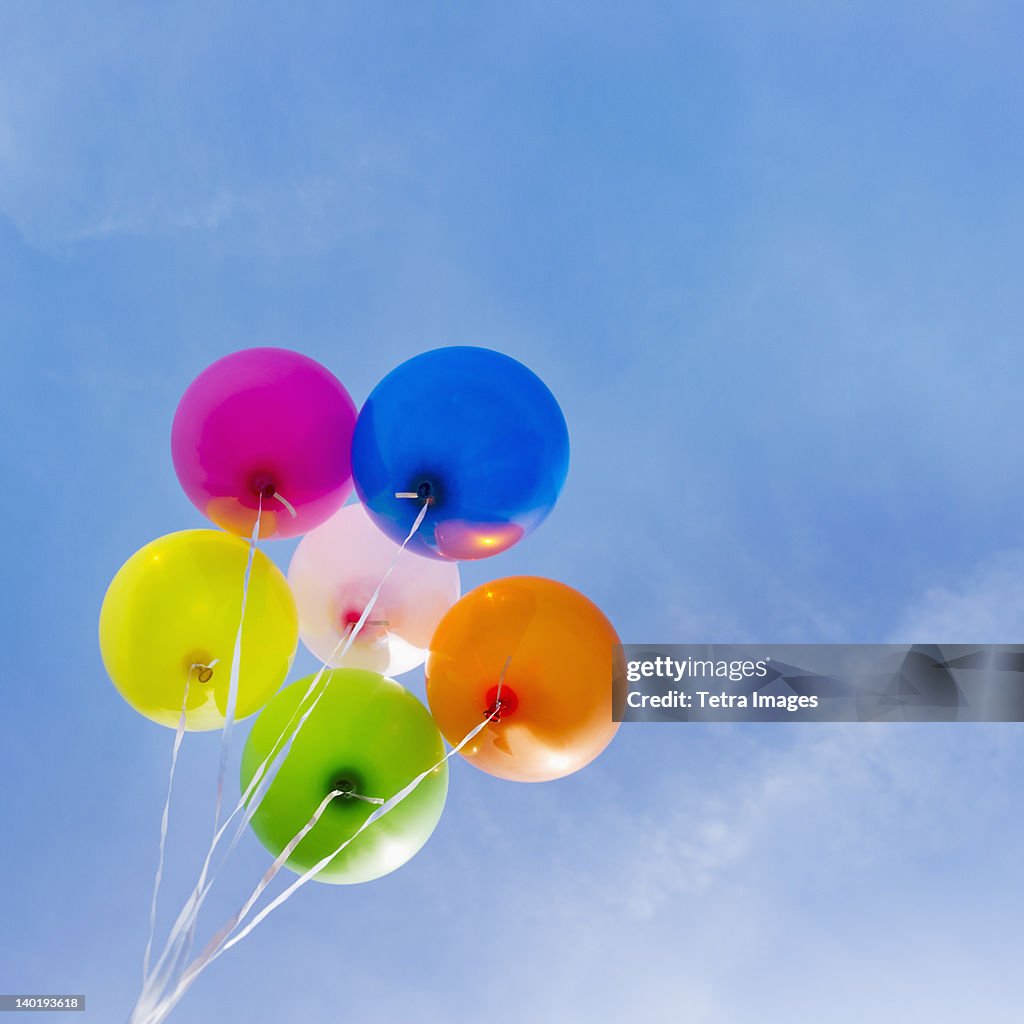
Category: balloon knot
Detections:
[
  {"x1": 484, "y1": 684, "x2": 518, "y2": 722},
  {"x1": 250, "y1": 473, "x2": 277, "y2": 500}
]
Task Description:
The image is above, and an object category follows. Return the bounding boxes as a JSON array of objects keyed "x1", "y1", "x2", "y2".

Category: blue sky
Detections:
[{"x1": 3, "y1": 2, "x2": 1024, "y2": 1020}]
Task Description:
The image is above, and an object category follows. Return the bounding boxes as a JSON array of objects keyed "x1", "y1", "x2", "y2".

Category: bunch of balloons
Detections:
[{"x1": 100, "y1": 344, "x2": 622, "y2": 897}]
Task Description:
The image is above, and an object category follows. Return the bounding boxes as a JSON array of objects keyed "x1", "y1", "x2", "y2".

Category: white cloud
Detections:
[
  {"x1": 892, "y1": 548, "x2": 1024, "y2": 642},
  {"x1": 413, "y1": 545, "x2": 1024, "y2": 1022},
  {"x1": 433, "y1": 719, "x2": 1024, "y2": 1023}
]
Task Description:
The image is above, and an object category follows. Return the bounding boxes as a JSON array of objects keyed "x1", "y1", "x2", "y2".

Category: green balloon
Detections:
[{"x1": 241, "y1": 668, "x2": 448, "y2": 884}]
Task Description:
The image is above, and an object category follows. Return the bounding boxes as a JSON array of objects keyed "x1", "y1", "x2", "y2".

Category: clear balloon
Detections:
[
  {"x1": 241, "y1": 669, "x2": 448, "y2": 884},
  {"x1": 171, "y1": 348, "x2": 357, "y2": 540},
  {"x1": 98, "y1": 530, "x2": 298, "y2": 730},
  {"x1": 288, "y1": 502, "x2": 461, "y2": 676},
  {"x1": 351, "y1": 346, "x2": 570, "y2": 560},
  {"x1": 426, "y1": 576, "x2": 623, "y2": 782}
]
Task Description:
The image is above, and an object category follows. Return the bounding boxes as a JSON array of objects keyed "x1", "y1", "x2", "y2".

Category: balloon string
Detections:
[
  {"x1": 218, "y1": 697, "x2": 508, "y2": 960},
  {"x1": 271, "y1": 490, "x2": 297, "y2": 518},
  {"x1": 343, "y1": 791, "x2": 385, "y2": 806},
  {"x1": 214, "y1": 494, "x2": 262, "y2": 832},
  {"x1": 213, "y1": 496, "x2": 432, "y2": 857},
  {"x1": 165, "y1": 788, "x2": 346, "y2": 1024},
  {"x1": 133, "y1": 639, "x2": 350, "y2": 1019},
  {"x1": 132, "y1": 787, "x2": 345, "y2": 1024},
  {"x1": 140, "y1": 671, "x2": 192, "y2": 986},
  {"x1": 142, "y1": 660, "x2": 512, "y2": 1023},
  {"x1": 130, "y1": 498, "x2": 431, "y2": 1022},
  {"x1": 495, "y1": 655, "x2": 511, "y2": 709},
  {"x1": 229, "y1": 497, "x2": 430, "y2": 828},
  {"x1": 132, "y1": 498, "x2": 263, "y2": 1019}
]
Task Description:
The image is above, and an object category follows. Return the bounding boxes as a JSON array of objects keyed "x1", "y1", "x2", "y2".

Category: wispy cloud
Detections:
[
  {"x1": 892, "y1": 548, "x2": 1024, "y2": 643},
  {"x1": 66, "y1": 190, "x2": 244, "y2": 242},
  {"x1": 448, "y1": 720, "x2": 1024, "y2": 1023},
  {"x1": 440, "y1": 554, "x2": 1024, "y2": 1022}
]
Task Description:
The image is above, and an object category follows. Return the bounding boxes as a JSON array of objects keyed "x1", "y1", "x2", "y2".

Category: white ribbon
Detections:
[
  {"x1": 139, "y1": 669, "x2": 507, "y2": 1023},
  {"x1": 129, "y1": 499, "x2": 432, "y2": 1022},
  {"x1": 140, "y1": 672, "x2": 192, "y2": 985}
]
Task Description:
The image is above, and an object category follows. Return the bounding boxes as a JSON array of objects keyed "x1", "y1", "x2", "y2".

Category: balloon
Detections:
[
  {"x1": 287, "y1": 502, "x2": 461, "y2": 676},
  {"x1": 426, "y1": 576, "x2": 623, "y2": 782},
  {"x1": 351, "y1": 346, "x2": 569, "y2": 560},
  {"x1": 171, "y1": 348, "x2": 357, "y2": 540},
  {"x1": 241, "y1": 669, "x2": 448, "y2": 884},
  {"x1": 99, "y1": 530, "x2": 298, "y2": 731}
]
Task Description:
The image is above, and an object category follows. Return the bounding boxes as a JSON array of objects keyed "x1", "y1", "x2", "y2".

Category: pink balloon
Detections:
[
  {"x1": 171, "y1": 348, "x2": 357, "y2": 540},
  {"x1": 288, "y1": 502, "x2": 461, "y2": 676}
]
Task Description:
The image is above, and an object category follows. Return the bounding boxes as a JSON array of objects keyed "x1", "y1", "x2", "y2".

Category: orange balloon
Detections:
[{"x1": 425, "y1": 576, "x2": 623, "y2": 782}]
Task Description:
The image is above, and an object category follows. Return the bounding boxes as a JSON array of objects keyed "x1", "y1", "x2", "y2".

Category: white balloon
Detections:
[{"x1": 288, "y1": 502, "x2": 460, "y2": 676}]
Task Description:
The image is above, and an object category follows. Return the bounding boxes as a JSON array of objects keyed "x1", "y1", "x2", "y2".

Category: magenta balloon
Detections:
[{"x1": 171, "y1": 348, "x2": 357, "y2": 540}]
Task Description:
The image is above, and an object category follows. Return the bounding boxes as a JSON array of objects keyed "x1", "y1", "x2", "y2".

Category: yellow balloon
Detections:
[{"x1": 99, "y1": 530, "x2": 298, "y2": 731}]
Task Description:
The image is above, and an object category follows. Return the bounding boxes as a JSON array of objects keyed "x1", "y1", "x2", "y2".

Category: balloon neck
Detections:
[
  {"x1": 329, "y1": 771, "x2": 364, "y2": 799},
  {"x1": 339, "y1": 608, "x2": 391, "y2": 634},
  {"x1": 251, "y1": 474, "x2": 277, "y2": 500},
  {"x1": 484, "y1": 684, "x2": 518, "y2": 722},
  {"x1": 395, "y1": 478, "x2": 439, "y2": 504},
  {"x1": 184, "y1": 652, "x2": 216, "y2": 683}
]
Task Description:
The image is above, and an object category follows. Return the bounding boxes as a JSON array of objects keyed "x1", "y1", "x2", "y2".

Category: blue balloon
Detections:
[{"x1": 352, "y1": 347, "x2": 570, "y2": 560}]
